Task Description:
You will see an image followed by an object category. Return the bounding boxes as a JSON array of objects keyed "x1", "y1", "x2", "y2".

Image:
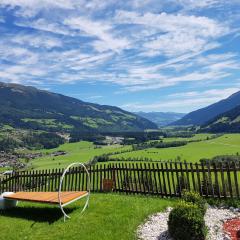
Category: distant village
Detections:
[{"x1": 0, "y1": 150, "x2": 66, "y2": 173}]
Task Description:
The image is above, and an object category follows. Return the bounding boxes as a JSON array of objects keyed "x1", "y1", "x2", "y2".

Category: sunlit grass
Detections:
[
  {"x1": 113, "y1": 134, "x2": 240, "y2": 162},
  {"x1": 30, "y1": 141, "x2": 131, "y2": 170},
  {"x1": 0, "y1": 193, "x2": 174, "y2": 240}
]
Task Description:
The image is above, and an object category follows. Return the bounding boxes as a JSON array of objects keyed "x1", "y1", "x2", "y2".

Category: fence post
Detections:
[
  {"x1": 233, "y1": 161, "x2": 239, "y2": 198},
  {"x1": 190, "y1": 162, "x2": 196, "y2": 192},
  {"x1": 227, "y1": 161, "x2": 233, "y2": 198},
  {"x1": 195, "y1": 163, "x2": 202, "y2": 196},
  {"x1": 213, "y1": 161, "x2": 221, "y2": 198}
]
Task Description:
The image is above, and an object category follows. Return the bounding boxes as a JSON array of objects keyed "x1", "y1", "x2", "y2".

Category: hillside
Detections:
[
  {"x1": 135, "y1": 112, "x2": 185, "y2": 126},
  {"x1": 0, "y1": 82, "x2": 157, "y2": 132},
  {"x1": 172, "y1": 90, "x2": 240, "y2": 126},
  {"x1": 201, "y1": 105, "x2": 240, "y2": 133}
]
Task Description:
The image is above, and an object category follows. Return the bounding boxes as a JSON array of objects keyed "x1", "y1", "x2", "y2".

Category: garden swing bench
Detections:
[{"x1": 2, "y1": 162, "x2": 90, "y2": 222}]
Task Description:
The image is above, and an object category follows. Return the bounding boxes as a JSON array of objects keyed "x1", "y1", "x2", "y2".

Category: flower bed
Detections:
[{"x1": 223, "y1": 218, "x2": 240, "y2": 240}]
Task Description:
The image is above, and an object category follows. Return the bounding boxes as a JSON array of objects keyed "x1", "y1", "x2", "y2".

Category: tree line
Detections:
[{"x1": 0, "y1": 132, "x2": 64, "y2": 152}]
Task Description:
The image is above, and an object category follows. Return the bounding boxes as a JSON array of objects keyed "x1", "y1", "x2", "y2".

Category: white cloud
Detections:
[
  {"x1": 122, "y1": 98, "x2": 219, "y2": 112},
  {"x1": 120, "y1": 71, "x2": 231, "y2": 92},
  {"x1": 177, "y1": 0, "x2": 220, "y2": 10},
  {"x1": 169, "y1": 88, "x2": 240, "y2": 99},
  {"x1": 107, "y1": 53, "x2": 235, "y2": 92},
  {"x1": 0, "y1": 0, "x2": 75, "y2": 17},
  {"x1": 16, "y1": 18, "x2": 74, "y2": 36},
  {"x1": 64, "y1": 17, "x2": 130, "y2": 53},
  {"x1": 177, "y1": 0, "x2": 240, "y2": 12},
  {"x1": 115, "y1": 11, "x2": 227, "y2": 57},
  {"x1": 0, "y1": 45, "x2": 39, "y2": 64},
  {"x1": 0, "y1": 64, "x2": 46, "y2": 83},
  {"x1": 11, "y1": 34, "x2": 62, "y2": 49},
  {"x1": 115, "y1": 11, "x2": 224, "y2": 37},
  {"x1": 121, "y1": 88, "x2": 240, "y2": 112},
  {"x1": 5, "y1": 65, "x2": 45, "y2": 76}
]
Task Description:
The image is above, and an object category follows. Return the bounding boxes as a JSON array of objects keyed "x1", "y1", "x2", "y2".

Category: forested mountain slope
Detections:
[
  {"x1": 0, "y1": 82, "x2": 157, "y2": 132},
  {"x1": 172, "y1": 91, "x2": 240, "y2": 126}
]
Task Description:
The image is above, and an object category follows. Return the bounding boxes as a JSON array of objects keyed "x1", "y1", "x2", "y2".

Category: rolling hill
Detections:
[
  {"x1": 201, "y1": 105, "x2": 240, "y2": 133},
  {"x1": 172, "y1": 90, "x2": 240, "y2": 126},
  {"x1": 135, "y1": 112, "x2": 185, "y2": 127},
  {"x1": 0, "y1": 82, "x2": 157, "y2": 132}
]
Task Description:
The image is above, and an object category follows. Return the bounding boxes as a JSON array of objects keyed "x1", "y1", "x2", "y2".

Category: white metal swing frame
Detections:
[
  {"x1": 58, "y1": 162, "x2": 91, "y2": 222},
  {"x1": 2, "y1": 162, "x2": 90, "y2": 222}
]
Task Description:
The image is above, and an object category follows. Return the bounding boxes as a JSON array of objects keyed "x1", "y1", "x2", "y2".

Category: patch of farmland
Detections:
[{"x1": 111, "y1": 134, "x2": 240, "y2": 163}]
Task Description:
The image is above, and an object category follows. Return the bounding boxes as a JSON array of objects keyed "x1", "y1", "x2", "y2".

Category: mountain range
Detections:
[
  {"x1": 201, "y1": 105, "x2": 240, "y2": 133},
  {"x1": 135, "y1": 112, "x2": 185, "y2": 126},
  {"x1": 0, "y1": 82, "x2": 157, "y2": 132},
  {"x1": 1, "y1": 81, "x2": 240, "y2": 133},
  {"x1": 172, "y1": 91, "x2": 240, "y2": 126}
]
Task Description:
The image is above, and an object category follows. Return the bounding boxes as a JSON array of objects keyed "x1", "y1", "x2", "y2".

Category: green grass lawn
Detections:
[
  {"x1": 162, "y1": 133, "x2": 214, "y2": 142},
  {"x1": 0, "y1": 193, "x2": 173, "y2": 240},
  {"x1": 112, "y1": 134, "x2": 240, "y2": 162},
  {"x1": 28, "y1": 141, "x2": 131, "y2": 170}
]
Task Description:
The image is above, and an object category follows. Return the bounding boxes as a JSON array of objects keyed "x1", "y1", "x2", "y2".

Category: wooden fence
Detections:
[{"x1": 1, "y1": 161, "x2": 240, "y2": 198}]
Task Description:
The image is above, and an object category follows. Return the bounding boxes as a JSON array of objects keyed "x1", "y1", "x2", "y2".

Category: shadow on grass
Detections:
[{"x1": 0, "y1": 205, "x2": 77, "y2": 224}]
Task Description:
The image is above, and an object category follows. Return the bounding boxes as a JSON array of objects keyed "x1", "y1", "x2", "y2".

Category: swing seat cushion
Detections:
[{"x1": 3, "y1": 191, "x2": 88, "y2": 205}]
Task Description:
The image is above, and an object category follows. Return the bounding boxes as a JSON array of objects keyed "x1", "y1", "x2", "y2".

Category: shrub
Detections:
[
  {"x1": 182, "y1": 190, "x2": 207, "y2": 214},
  {"x1": 206, "y1": 198, "x2": 240, "y2": 208},
  {"x1": 168, "y1": 201, "x2": 207, "y2": 240}
]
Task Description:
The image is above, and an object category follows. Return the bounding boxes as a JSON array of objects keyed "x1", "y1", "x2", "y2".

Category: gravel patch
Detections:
[{"x1": 137, "y1": 207, "x2": 240, "y2": 240}]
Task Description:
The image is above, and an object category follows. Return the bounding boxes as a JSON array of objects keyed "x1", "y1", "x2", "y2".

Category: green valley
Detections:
[{"x1": 14, "y1": 133, "x2": 240, "y2": 171}]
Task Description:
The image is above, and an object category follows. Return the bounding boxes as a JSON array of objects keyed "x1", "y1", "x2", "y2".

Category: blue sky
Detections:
[{"x1": 0, "y1": 0, "x2": 240, "y2": 113}]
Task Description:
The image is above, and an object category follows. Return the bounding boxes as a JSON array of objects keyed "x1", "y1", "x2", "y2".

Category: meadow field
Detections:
[
  {"x1": 28, "y1": 141, "x2": 131, "y2": 170},
  {"x1": 161, "y1": 133, "x2": 214, "y2": 142},
  {"x1": 27, "y1": 134, "x2": 240, "y2": 170},
  {"x1": 110, "y1": 134, "x2": 240, "y2": 163}
]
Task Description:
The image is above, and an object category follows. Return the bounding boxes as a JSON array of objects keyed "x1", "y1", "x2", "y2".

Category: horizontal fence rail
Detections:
[{"x1": 1, "y1": 161, "x2": 240, "y2": 199}]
